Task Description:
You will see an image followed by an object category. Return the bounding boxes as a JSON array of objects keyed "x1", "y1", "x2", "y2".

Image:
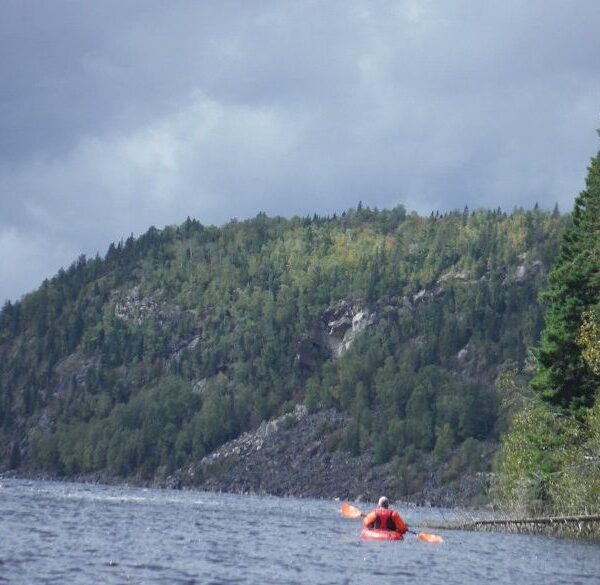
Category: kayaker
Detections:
[{"x1": 363, "y1": 496, "x2": 407, "y2": 535}]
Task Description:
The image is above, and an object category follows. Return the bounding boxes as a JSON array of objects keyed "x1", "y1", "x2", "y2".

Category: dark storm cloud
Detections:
[{"x1": 1, "y1": 1, "x2": 599, "y2": 302}]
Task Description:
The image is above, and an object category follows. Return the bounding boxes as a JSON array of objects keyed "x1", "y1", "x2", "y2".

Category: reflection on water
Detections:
[{"x1": 0, "y1": 479, "x2": 599, "y2": 584}]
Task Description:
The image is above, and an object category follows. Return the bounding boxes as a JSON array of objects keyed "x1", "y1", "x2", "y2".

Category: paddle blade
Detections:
[
  {"x1": 340, "y1": 502, "x2": 363, "y2": 519},
  {"x1": 417, "y1": 532, "x2": 443, "y2": 544}
]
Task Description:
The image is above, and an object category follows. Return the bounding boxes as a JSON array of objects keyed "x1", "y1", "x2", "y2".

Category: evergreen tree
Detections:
[{"x1": 531, "y1": 146, "x2": 600, "y2": 413}]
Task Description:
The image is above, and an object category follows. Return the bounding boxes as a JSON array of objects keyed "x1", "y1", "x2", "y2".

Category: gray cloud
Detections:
[{"x1": 1, "y1": 1, "x2": 599, "y2": 302}]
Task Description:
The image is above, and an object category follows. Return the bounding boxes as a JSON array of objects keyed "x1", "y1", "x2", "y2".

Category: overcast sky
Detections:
[{"x1": 1, "y1": 1, "x2": 599, "y2": 303}]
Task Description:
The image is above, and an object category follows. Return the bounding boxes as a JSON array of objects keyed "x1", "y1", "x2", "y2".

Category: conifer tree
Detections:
[{"x1": 532, "y1": 144, "x2": 600, "y2": 412}]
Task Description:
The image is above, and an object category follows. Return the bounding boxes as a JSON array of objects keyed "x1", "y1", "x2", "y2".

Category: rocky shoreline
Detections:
[
  {"x1": 3, "y1": 406, "x2": 493, "y2": 509},
  {"x1": 183, "y1": 406, "x2": 493, "y2": 507}
]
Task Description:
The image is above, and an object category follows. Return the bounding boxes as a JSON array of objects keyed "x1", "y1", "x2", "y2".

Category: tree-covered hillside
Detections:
[{"x1": 0, "y1": 205, "x2": 565, "y2": 499}]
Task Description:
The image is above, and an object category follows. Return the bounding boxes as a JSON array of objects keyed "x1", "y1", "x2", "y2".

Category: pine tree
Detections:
[{"x1": 532, "y1": 145, "x2": 600, "y2": 413}]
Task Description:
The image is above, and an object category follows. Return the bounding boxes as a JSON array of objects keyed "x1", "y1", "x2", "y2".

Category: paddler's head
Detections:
[{"x1": 378, "y1": 496, "x2": 389, "y2": 508}]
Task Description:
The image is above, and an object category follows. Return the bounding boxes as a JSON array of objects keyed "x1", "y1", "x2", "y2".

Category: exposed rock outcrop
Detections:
[
  {"x1": 322, "y1": 302, "x2": 377, "y2": 358},
  {"x1": 113, "y1": 286, "x2": 163, "y2": 324},
  {"x1": 513, "y1": 260, "x2": 544, "y2": 283},
  {"x1": 112, "y1": 285, "x2": 200, "y2": 332},
  {"x1": 186, "y1": 406, "x2": 375, "y2": 500},
  {"x1": 296, "y1": 300, "x2": 376, "y2": 368},
  {"x1": 53, "y1": 351, "x2": 101, "y2": 398},
  {"x1": 179, "y1": 405, "x2": 493, "y2": 506}
]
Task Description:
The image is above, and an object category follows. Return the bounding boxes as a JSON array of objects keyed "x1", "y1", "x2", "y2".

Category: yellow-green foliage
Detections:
[
  {"x1": 578, "y1": 310, "x2": 600, "y2": 376},
  {"x1": 494, "y1": 400, "x2": 558, "y2": 514},
  {"x1": 547, "y1": 399, "x2": 600, "y2": 514},
  {"x1": 496, "y1": 394, "x2": 600, "y2": 516}
]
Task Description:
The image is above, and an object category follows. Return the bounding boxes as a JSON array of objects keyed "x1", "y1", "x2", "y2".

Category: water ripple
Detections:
[{"x1": 1, "y1": 479, "x2": 600, "y2": 584}]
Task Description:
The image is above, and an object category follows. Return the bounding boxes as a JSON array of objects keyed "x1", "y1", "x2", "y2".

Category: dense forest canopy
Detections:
[{"x1": 0, "y1": 203, "x2": 566, "y2": 497}]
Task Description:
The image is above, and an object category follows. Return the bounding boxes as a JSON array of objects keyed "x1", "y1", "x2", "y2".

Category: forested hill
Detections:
[{"x1": 0, "y1": 205, "x2": 566, "y2": 502}]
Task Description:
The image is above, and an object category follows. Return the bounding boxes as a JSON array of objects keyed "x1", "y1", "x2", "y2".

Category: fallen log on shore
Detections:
[{"x1": 431, "y1": 514, "x2": 600, "y2": 540}]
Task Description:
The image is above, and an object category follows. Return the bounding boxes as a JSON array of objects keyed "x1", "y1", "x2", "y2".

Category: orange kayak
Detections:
[{"x1": 360, "y1": 527, "x2": 403, "y2": 541}]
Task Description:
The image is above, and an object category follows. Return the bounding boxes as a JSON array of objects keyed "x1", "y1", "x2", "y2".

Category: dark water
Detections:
[{"x1": 1, "y1": 479, "x2": 599, "y2": 584}]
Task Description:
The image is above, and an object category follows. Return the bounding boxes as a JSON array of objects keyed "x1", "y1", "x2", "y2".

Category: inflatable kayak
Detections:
[{"x1": 360, "y1": 527, "x2": 403, "y2": 541}]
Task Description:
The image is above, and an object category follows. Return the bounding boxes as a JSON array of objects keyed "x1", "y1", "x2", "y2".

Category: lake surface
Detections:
[{"x1": 1, "y1": 479, "x2": 599, "y2": 584}]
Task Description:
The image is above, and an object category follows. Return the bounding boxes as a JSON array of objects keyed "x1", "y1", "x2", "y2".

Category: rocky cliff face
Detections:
[
  {"x1": 321, "y1": 302, "x2": 377, "y2": 358},
  {"x1": 167, "y1": 405, "x2": 492, "y2": 507},
  {"x1": 295, "y1": 300, "x2": 376, "y2": 368}
]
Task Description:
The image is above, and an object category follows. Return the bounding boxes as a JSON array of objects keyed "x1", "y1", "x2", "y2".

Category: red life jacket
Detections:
[{"x1": 374, "y1": 507, "x2": 396, "y2": 530}]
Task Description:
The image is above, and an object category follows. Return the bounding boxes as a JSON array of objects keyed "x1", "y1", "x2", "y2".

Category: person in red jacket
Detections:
[{"x1": 363, "y1": 496, "x2": 407, "y2": 535}]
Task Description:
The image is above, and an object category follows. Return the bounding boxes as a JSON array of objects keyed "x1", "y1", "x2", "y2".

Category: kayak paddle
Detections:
[
  {"x1": 340, "y1": 502, "x2": 363, "y2": 518},
  {"x1": 339, "y1": 502, "x2": 443, "y2": 544}
]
